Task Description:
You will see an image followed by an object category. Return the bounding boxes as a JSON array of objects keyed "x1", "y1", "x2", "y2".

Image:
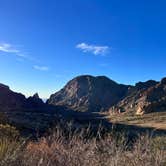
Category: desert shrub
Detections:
[
  {"x1": 0, "y1": 123, "x2": 165, "y2": 166},
  {"x1": 0, "y1": 124, "x2": 20, "y2": 139},
  {"x1": 124, "y1": 134, "x2": 166, "y2": 166},
  {"x1": 21, "y1": 126, "x2": 166, "y2": 166},
  {"x1": 0, "y1": 124, "x2": 26, "y2": 166},
  {"x1": 151, "y1": 135, "x2": 166, "y2": 151}
]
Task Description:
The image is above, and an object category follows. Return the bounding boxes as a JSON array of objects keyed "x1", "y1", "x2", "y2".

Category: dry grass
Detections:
[
  {"x1": 19, "y1": 126, "x2": 166, "y2": 166},
  {"x1": 108, "y1": 112, "x2": 166, "y2": 130},
  {"x1": 0, "y1": 124, "x2": 165, "y2": 166},
  {"x1": 0, "y1": 124, "x2": 26, "y2": 166}
]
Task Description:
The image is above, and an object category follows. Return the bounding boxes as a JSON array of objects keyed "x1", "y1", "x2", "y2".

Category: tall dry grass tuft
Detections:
[
  {"x1": 0, "y1": 124, "x2": 26, "y2": 166},
  {"x1": 0, "y1": 123, "x2": 165, "y2": 166},
  {"x1": 21, "y1": 125, "x2": 166, "y2": 166}
]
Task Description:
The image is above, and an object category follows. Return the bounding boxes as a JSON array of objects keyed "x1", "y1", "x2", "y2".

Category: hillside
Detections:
[
  {"x1": 47, "y1": 75, "x2": 129, "y2": 112},
  {"x1": 0, "y1": 75, "x2": 166, "y2": 134},
  {"x1": 0, "y1": 76, "x2": 166, "y2": 166},
  {"x1": 47, "y1": 75, "x2": 166, "y2": 116}
]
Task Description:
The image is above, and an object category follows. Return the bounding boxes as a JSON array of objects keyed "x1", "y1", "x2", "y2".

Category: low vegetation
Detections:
[
  {"x1": 108, "y1": 111, "x2": 166, "y2": 130},
  {"x1": 0, "y1": 123, "x2": 165, "y2": 166},
  {"x1": 0, "y1": 124, "x2": 26, "y2": 166}
]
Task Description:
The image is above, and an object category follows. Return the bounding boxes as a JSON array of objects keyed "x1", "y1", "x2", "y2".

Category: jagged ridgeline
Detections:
[
  {"x1": 1, "y1": 75, "x2": 166, "y2": 115},
  {"x1": 47, "y1": 75, "x2": 166, "y2": 114},
  {"x1": 0, "y1": 83, "x2": 46, "y2": 111}
]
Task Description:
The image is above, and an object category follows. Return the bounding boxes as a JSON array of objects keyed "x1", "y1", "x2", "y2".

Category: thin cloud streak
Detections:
[
  {"x1": 33, "y1": 65, "x2": 49, "y2": 71},
  {"x1": 0, "y1": 42, "x2": 28, "y2": 58},
  {"x1": 76, "y1": 42, "x2": 110, "y2": 55},
  {"x1": 0, "y1": 42, "x2": 50, "y2": 74},
  {"x1": 0, "y1": 42, "x2": 38, "y2": 62},
  {"x1": 0, "y1": 43, "x2": 19, "y2": 53}
]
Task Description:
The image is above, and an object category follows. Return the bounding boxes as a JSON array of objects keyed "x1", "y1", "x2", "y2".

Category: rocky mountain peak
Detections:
[
  {"x1": 47, "y1": 75, "x2": 129, "y2": 112},
  {"x1": 26, "y1": 93, "x2": 44, "y2": 108},
  {"x1": 135, "y1": 80, "x2": 158, "y2": 90},
  {"x1": 32, "y1": 93, "x2": 40, "y2": 99},
  {"x1": 1, "y1": 75, "x2": 166, "y2": 115}
]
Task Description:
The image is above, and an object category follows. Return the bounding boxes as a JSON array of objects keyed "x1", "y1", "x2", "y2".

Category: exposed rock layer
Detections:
[
  {"x1": 1, "y1": 75, "x2": 166, "y2": 115},
  {"x1": 47, "y1": 75, "x2": 130, "y2": 112},
  {"x1": 109, "y1": 79, "x2": 166, "y2": 115},
  {"x1": 48, "y1": 75, "x2": 166, "y2": 114}
]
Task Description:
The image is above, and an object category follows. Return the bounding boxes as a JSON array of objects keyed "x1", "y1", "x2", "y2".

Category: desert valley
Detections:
[
  {"x1": 0, "y1": 75, "x2": 166, "y2": 165},
  {"x1": 1, "y1": 0, "x2": 166, "y2": 165}
]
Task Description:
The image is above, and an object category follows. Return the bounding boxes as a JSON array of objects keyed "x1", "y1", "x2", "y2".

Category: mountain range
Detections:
[
  {"x1": 1, "y1": 75, "x2": 166, "y2": 115},
  {"x1": 47, "y1": 75, "x2": 166, "y2": 115},
  {"x1": 0, "y1": 75, "x2": 166, "y2": 134}
]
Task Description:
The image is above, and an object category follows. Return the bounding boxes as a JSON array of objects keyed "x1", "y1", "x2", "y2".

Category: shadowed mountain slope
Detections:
[{"x1": 0, "y1": 83, "x2": 46, "y2": 111}]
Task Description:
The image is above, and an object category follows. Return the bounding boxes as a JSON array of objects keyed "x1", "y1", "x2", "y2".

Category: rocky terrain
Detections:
[
  {"x1": 2, "y1": 75, "x2": 166, "y2": 116},
  {"x1": 0, "y1": 84, "x2": 63, "y2": 133},
  {"x1": 0, "y1": 82, "x2": 108, "y2": 134},
  {"x1": 47, "y1": 75, "x2": 129, "y2": 112},
  {"x1": 0, "y1": 75, "x2": 166, "y2": 134},
  {"x1": 0, "y1": 83, "x2": 47, "y2": 111},
  {"x1": 109, "y1": 78, "x2": 166, "y2": 115},
  {"x1": 0, "y1": 83, "x2": 26, "y2": 111},
  {"x1": 47, "y1": 75, "x2": 166, "y2": 115}
]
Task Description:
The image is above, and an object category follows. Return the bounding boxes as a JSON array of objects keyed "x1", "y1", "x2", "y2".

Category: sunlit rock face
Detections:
[
  {"x1": 136, "y1": 77, "x2": 166, "y2": 114},
  {"x1": 47, "y1": 75, "x2": 129, "y2": 112},
  {"x1": 1, "y1": 75, "x2": 166, "y2": 116},
  {"x1": 109, "y1": 77, "x2": 166, "y2": 115},
  {"x1": 48, "y1": 75, "x2": 166, "y2": 114},
  {"x1": 108, "y1": 80, "x2": 158, "y2": 114}
]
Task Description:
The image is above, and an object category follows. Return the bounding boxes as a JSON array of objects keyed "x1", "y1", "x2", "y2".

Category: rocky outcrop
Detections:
[
  {"x1": 47, "y1": 75, "x2": 129, "y2": 112},
  {"x1": 0, "y1": 83, "x2": 26, "y2": 111},
  {"x1": 26, "y1": 93, "x2": 45, "y2": 108},
  {"x1": 109, "y1": 78, "x2": 166, "y2": 115},
  {"x1": 1, "y1": 75, "x2": 166, "y2": 116},
  {"x1": 109, "y1": 80, "x2": 158, "y2": 113},
  {"x1": 135, "y1": 77, "x2": 166, "y2": 114},
  {"x1": 0, "y1": 84, "x2": 45, "y2": 111},
  {"x1": 47, "y1": 75, "x2": 162, "y2": 114}
]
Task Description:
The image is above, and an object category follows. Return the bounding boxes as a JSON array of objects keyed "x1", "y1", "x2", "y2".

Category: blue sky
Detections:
[{"x1": 0, "y1": 0, "x2": 166, "y2": 98}]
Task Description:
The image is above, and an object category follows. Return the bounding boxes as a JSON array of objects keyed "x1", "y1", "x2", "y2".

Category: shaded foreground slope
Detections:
[{"x1": 0, "y1": 122, "x2": 165, "y2": 166}]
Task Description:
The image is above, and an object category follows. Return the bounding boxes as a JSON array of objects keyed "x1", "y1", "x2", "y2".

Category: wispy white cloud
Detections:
[
  {"x1": 0, "y1": 42, "x2": 39, "y2": 62},
  {"x1": 0, "y1": 42, "x2": 28, "y2": 58},
  {"x1": 0, "y1": 42, "x2": 49, "y2": 71},
  {"x1": 0, "y1": 43, "x2": 19, "y2": 53},
  {"x1": 33, "y1": 65, "x2": 49, "y2": 71},
  {"x1": 76, "y1": 42, "x2": 109, "y2": 55}
]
